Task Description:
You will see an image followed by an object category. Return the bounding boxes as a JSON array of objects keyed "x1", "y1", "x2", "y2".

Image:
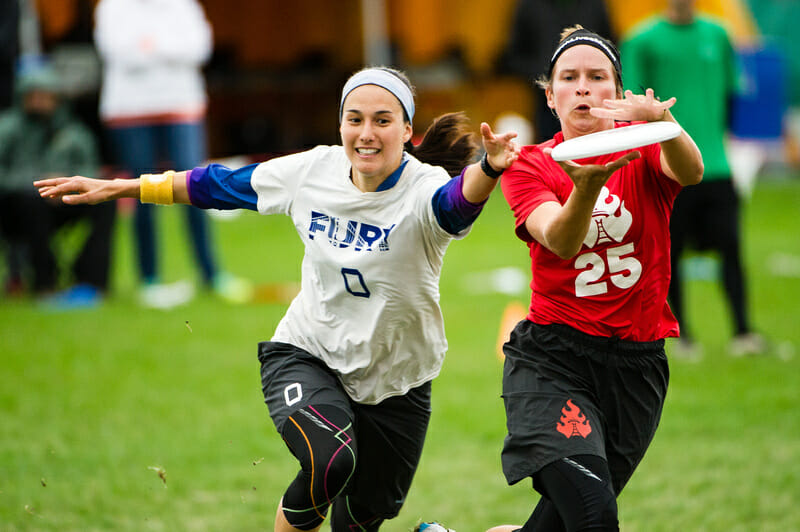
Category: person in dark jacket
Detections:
[
  {"x1": 497, "y1": 0, "x2": 616, "y2": 143},
  {"x1": 0, "y1": 64, "x2": 115, "y2": 306}
]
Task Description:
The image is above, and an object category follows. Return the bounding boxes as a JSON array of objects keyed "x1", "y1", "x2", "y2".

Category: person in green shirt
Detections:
[{"x1": 620, "y1": 0, "x2": 766, "y2": 357}]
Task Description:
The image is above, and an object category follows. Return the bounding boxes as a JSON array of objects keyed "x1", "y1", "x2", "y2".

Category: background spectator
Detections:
[
  {"x1": 497, "y1": 0, "x2": 616, "y2": 143},
  {"x1": 0, "y1": 64, "x2": 114, "y2": 307},
  {"x1": 621, "y1": 0, "x2": 767, "y2": 357},
  {"x1": 93, "y1": 0, "x2": 250, "y2": 309}
]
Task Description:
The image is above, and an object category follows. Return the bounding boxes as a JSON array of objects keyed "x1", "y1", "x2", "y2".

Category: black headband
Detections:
[{"x1": 548, "y1": 29, "x2": 622, "y2": 84}]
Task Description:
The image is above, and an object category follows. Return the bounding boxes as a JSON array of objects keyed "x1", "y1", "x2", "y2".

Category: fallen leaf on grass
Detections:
[{"x1": 148, "y1": 466, "x2": 167, "y2": 486}]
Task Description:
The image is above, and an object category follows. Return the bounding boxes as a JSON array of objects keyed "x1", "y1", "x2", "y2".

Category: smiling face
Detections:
[
  {"x1": 339, "y1": 84, "x2": 413, "y2": 191},
  {"x1": 546, "y1": 44, "x2": 622, "y2": 139}
]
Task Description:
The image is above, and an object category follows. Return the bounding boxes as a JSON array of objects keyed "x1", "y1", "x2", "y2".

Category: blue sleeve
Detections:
[
  {"x1": 187, "y1": 163, "x2": 259, "y2": 211},
  {"x1": 431, "y1": 169, "x2": 487, "y2": 235}
]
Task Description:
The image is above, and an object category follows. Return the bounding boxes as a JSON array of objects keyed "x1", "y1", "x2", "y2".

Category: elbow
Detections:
[
  {"x1": 555, "y1": 248, "x2": 580, "y2": 261},
  {"x1": 549, "y1": 241, "x2": 582, "y2": 260},
  {"x1": 538, "y1": 220, "x2": 584, "y2": 260},
  {"x1": 674, "y1": 160, "x2": 703, "y2": 186},
  {"x1": 685, "y1": 160, "x2": 704, "y2": 186}
]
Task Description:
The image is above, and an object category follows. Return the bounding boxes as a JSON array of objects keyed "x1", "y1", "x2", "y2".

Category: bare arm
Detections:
[
  {"x1": 35, "y1": 170, "x2": 192, "y2": 205},
  {"x1": 656, "y1": 109, "x2": 704, "y2": 186},
  {"x1": 524, "y1": 151, "x2": 641, "y2": 259},
  {"x1": 527, "y1": 89, "x2": 702, "y2": 259}
]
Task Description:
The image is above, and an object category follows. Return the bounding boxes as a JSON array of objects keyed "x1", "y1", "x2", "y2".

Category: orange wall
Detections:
[
  {"x1": 34, "y1": 0, "x2": 760, "y2": 71},
  {"x1": 388, "y1": 0, "x2": 517, "y2": 73},
  {"x1": 606, "y1": 0, "x2": 759, "y2": 45},
  {"x1": 204, "y1": 0, "x2": 363, "y2": 68}
]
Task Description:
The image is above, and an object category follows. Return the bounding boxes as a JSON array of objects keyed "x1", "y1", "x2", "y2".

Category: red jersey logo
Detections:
[{"x1": 556, "y1": 399, "x2": 592, "y2": 439}]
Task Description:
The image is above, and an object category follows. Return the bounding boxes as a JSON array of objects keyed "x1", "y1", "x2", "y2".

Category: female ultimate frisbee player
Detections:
[
  {"x1": 36, "y1": 67, "x2": 519, "y2": 531},
  {"x1": 484, "y1": 26, "x2": 703, "y2": 532}
]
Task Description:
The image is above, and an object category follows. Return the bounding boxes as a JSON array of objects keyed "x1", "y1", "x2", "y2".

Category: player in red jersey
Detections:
[{"x1": 486, "y1": 25, "x2": 703, "y2": 532}]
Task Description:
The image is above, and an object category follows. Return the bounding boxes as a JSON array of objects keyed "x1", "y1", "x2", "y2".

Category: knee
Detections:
[
  {"x1": 282, "y1": 405, "x2": 357, "y2": 502},
  {"x1": 533, "y1": 455, "x2": 619, "y2": 531},
  {"x1": 581, "y1": 488, "x2": 618, "y2": 531},
  {"x1": 314, "y1": 437, "x2": 356, "y2": 498}
]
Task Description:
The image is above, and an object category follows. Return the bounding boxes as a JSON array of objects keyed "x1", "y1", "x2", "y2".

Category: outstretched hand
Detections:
[
  {"x1": 34, "y1": 176, "x2": 133, "y2": 205},
  {"x1": 543, "y1": 148, "x2": 641, "y2": 193},
  {"x1": 481, "y1": 122, "x2": 520, "y2": 171},
  {"x1": 590, "y1": 88, "x2": 675, "y2": 123}
]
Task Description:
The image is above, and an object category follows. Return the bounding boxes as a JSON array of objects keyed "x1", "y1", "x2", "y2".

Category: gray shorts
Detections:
[
  {"x1": 258, "y1": 341, "x2": 432, "y2": 518},
  {"x1": 501, "y1": 321, "x2": 669, "y2": 493}
]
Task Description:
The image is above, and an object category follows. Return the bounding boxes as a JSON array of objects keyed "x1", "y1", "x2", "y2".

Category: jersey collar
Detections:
[{"x1": 375, "y1": 153, "x2": 409, "y2": 192}]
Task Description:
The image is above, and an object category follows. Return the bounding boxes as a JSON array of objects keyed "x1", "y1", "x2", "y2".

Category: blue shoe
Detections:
[
  {"x1": 41, "y1": 284, "x2": 102, "y2": 310},
  {"x1": 415, "y1": 523, "x2": 456, "y2": 532}
]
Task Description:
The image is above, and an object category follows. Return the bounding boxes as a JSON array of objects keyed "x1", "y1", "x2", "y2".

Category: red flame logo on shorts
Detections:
[{"x1": 556, "y1": 399, "x2": 592, "y2": 439}]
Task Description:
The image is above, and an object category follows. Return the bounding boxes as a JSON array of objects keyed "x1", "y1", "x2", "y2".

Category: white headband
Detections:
[{"x1": 339, "y1": 69, "x2": 415, "y2": 125}]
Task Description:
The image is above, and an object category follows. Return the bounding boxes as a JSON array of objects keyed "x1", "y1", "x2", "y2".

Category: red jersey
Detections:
[{"x1": 501, "y1": 124, "x2": 683, "y2": 341}]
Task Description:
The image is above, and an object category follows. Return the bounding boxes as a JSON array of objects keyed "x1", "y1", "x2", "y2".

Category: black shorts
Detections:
[
  {"x1": 501, "y1": 321, "x2": 669, "y2": 494},
  {"x1": 258, "y1": 341, "x2": 432, "y2": 518}
]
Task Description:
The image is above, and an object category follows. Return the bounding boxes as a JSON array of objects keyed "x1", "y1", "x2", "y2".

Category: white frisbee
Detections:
[{"x1": 550, "y1": 121, "x2": 682, "y2": 161}]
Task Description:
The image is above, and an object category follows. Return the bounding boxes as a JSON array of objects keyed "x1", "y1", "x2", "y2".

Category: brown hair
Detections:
[
  {"x1": 407, "y1": 112, "x2": 479, "y2": 177},
  {"x1": 382, "y1": 68, "x2": 478, "y2": 176},
  {"x1": 535, "y1": 25, "x2": 622, "y2": 95}
]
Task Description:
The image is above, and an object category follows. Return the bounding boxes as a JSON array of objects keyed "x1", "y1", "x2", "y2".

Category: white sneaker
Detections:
[
  {"x1": 212, "y1": 272, "x2": 253, "y2": 304},
  {"x1": 139, "y1": 280, "x2": 195, "y2": 309},
  {"x1": 730, "y1": 333, "x2": 768, "y2": 357},
  {"x1": 415, "y1": 523, "x2": 456, "y2": 532},
  {"x1": 669, "y1": 338, "x2": 703, "y2": 362}
]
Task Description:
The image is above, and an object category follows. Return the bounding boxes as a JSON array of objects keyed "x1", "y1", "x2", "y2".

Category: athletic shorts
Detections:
[
  {"x1": 258, "y1": 341, "x2": 432, "y2": 518},
  {"x1": 500, "y1": 321, "x2": 669, "y2": 494}
]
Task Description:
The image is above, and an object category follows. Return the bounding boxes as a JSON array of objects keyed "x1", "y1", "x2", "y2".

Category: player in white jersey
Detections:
[{"x1": 36, "y1": 67, "x2": 520, "y2": 531}]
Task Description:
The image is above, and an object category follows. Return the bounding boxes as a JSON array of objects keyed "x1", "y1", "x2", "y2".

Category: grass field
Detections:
[{"x1": 2, "y1": 172, "x2": 799, "y2": 531}]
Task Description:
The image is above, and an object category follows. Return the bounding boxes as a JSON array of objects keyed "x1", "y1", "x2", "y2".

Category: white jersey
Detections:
[{"x1": 251, "y1": 145, "x2": 467, "y2": 404}]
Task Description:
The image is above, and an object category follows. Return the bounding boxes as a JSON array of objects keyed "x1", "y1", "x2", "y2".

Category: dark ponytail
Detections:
[{"x1": 406, "y1": 112, "x2": 479, "y2": 177}]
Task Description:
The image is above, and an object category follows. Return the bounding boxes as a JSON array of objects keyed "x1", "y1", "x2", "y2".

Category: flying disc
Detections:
[{"x1": 550, "y1": 121, "x2": 682, "y2": 161}]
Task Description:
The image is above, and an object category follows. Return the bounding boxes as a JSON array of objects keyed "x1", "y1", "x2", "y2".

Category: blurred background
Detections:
[
  {"x1": 2, "y1": 1, "x2": 800, "y2": 530},
  {"x1": 16, "y1": 0, "x2": 800, "y2": 170}
]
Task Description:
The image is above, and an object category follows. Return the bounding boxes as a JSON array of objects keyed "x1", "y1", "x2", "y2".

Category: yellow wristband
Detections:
[{"x1": 140, "y1": 171, "x2": 175, "y2": 205}]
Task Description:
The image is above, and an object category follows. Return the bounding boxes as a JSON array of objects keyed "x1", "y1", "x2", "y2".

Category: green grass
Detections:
[{"x1": 2, "y1": 174, "x2": 799, "y2": 531}]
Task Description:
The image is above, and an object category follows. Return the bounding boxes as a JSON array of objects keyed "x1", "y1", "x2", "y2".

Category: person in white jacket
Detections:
[{"x1": 94, "y1": 0, "x2": 247, "y2": 307}]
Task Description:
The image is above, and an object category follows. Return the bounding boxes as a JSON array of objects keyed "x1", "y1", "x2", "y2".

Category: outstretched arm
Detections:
[
  {"x1": 35, "y1": 171, "x2": 192, "y2": 205},
  {"x1": 430, "y1": 123, "x2": 520, "y2": 235},
  {"x1": 461, "y1": 122, "x2": 520, "y2": 203},
  {"x1": 525, "y1": 150, "x2": 641, "y2": 259}
]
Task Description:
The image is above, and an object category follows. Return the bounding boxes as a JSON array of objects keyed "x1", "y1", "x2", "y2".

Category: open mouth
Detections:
[
  {"x1": 575, "y1": 104, "x2": 592, "y2": 112},
  {"x1": 356, "y1": 148, "x2": 380, "y2": 155}
]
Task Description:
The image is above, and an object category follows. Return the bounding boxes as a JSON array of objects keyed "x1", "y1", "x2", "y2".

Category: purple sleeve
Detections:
[
  {"x1": 186, "y1": 163, "x2": 259, "y2": 210},
  {"x1": 431, "y1": 169, "x2": 487, "y2": 234}
]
